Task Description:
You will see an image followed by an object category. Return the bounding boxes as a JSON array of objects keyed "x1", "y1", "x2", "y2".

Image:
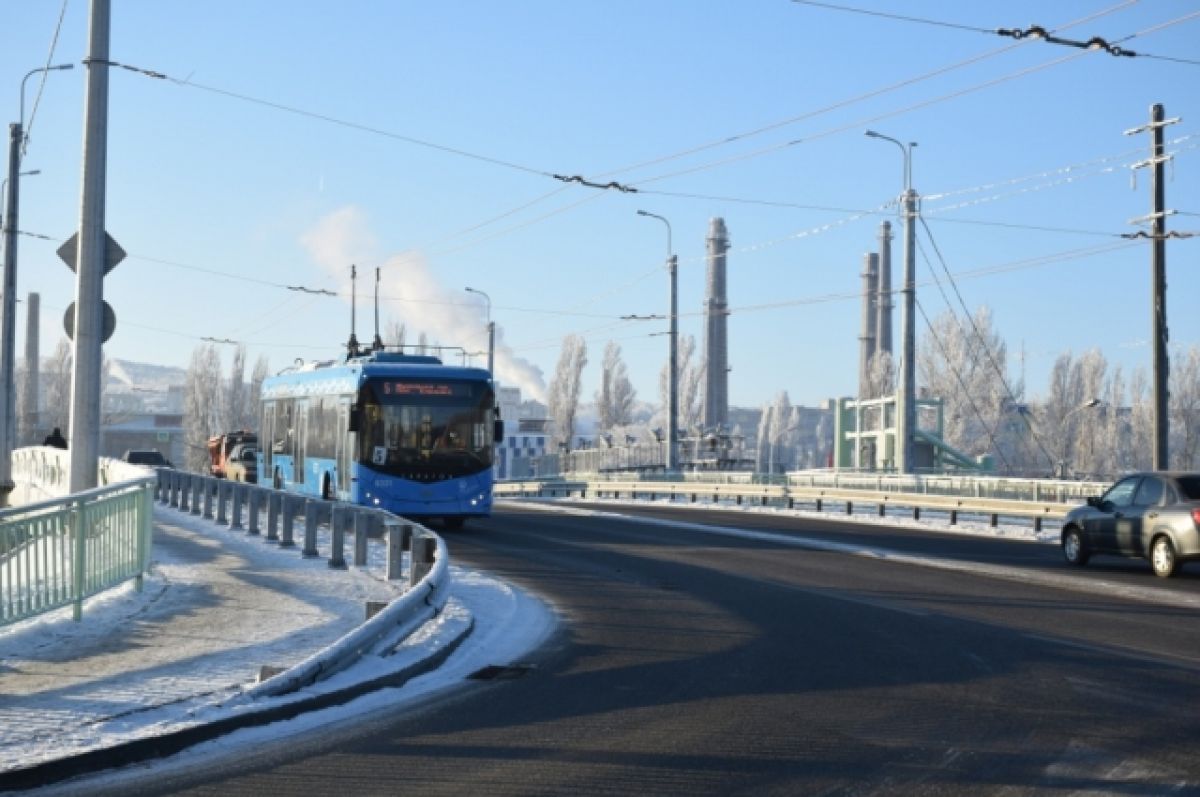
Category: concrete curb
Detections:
[{"x1": 0, "y1": 612, "x2": 475, "y2": 792}]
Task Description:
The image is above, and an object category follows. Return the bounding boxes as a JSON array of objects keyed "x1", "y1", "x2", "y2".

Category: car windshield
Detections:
[{"x1": 1176, "y1": 475, "x2": 1200, "y2": 500}]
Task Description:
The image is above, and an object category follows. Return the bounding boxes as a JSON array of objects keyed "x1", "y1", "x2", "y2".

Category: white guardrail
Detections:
[
  {"x1": 495, "y1": 472, "x2": 1111, "y2": 532},
  {"x1": 2, "y1": 448, "x2": 155, "y2": 626}
]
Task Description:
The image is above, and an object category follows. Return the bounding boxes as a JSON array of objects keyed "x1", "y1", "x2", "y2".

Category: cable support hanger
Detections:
[
  {"x1": 286, "y1": 285, "x2": 336, "y2": 296},
  {"x1": 1120, "y1": 230, "x2": 1196, "y2": 240},
  {"x1": 996, "y1": 26, "x2": 1135, "y2": 57},
  {"x1": 552, "y1": 174, "x2": 637, "y2": 193}
]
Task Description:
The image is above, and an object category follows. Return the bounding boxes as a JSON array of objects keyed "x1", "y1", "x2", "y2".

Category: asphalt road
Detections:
[{"x1": 109, "y1": 503, "x2": 1200, "y2": 795}]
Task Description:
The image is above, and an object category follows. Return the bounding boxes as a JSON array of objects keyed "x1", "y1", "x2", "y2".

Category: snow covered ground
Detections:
[{"x1": 3, "y1": 493, "x2": 1194, "y2": 794}]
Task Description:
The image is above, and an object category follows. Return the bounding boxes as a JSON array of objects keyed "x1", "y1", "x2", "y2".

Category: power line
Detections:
[
  {"x1": 793, "y1": 0, "x2": 1200, "y2": 66},
  {"x1": 912, "y1": 296, "x2": 1013, "y2": 473},
  {"x1": 165, "y1": 76, "x2": 554, "y2": 179},
  {"x1": 917, "y1": 217, "x2": 1057, "y2": 471},
  {"x1": 791, "y1": 0, "x2": 996, "y2": 34},
  {"x1": 22, "y1": 0, "x2": 71, "y2": 157}
]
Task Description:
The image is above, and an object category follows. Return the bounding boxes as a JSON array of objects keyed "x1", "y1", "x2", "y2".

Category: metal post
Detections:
[
  {"x1": 353, "y1": 510, "x2": 368, "y2": 566},
  {"x1": 409, "y1": 531, "x2": 434, "y2": 588},
  {"x1": 68, "y1": 0, "x2": 112, "y2": 492},
  {"x1": 0, "y1": 124, "x2": 20, "y2": 504},
  {"x1": 302, "y1": 499, "x2": 319, "y2": 557},
  {"x1": 247, "y1": 487, "x2": 261, "y2": 535},
  {"x1": 280, "y1": 496, "x2": 296, "y2": 547},
  {"x1": 866, "y1": 131, "x2": 917, "y2": 474},
  {"x1": 329, "y1": 505, "x2": 346, "y2": 569},
  {"x1": 266, "y1": 491, "x2": 280, "y2": 542},
  {"x1": 230, "y1": 483, "x2": 244, "y2": 529}
]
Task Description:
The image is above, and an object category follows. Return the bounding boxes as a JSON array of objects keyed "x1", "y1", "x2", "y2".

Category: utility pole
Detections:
[
  {"x1": 899, "y1": 186, "x2": 918, "y2": 474},
  {"x1": 68, "y1": 0, "x2": 116, "y2": 492},
  {"x1": 1126, "y1": 103, "x2": 1179, "y2": 471},
  {"x1": 0, "y1": 124, "x2": 20, "y2": 504}
]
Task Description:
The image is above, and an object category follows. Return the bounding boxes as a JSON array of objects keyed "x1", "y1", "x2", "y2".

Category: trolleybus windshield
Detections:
[{"x1": 358, "y1": 378, "x2": 495, "y2": 477}]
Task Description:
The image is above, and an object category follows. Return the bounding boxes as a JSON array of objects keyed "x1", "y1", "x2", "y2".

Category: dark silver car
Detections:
[{"x1": 1061, "y1": 472, "x2": 1200, "y2": 577}]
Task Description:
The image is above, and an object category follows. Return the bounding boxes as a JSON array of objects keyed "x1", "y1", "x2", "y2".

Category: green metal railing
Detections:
[{"x1": 2, "y1": 453, "x2": 154, "y2": 626}]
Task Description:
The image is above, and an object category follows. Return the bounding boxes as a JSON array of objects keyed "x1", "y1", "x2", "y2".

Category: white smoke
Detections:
[{"x1": 300, "y1": 207, "x2": 547, "y2": 403}]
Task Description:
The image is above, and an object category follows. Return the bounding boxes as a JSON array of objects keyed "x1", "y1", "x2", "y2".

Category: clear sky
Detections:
[{"x1": 3, "y1": 1, "x2": 1198, "y2": 410}]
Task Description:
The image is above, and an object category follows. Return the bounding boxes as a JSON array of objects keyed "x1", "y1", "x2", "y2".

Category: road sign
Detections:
[
  {"x1": 57, "y1": 231, "x2": 126, "y2": 275},
  {"x1": 63, "y1": 300, "x2": 116, "y2": 343}
]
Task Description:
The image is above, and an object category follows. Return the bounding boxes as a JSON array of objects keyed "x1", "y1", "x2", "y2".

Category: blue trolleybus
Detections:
[{"x1": 259, "y1": 352, "x2": 500, "y2": 527}]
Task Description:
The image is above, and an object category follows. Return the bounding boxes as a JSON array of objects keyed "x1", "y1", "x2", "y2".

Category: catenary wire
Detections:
[{"x1": 21, "y1": 0, "x2": 71, "y2": 157}]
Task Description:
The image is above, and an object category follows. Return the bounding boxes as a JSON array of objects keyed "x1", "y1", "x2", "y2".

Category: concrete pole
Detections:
[
  {"x1": 898, "y1": 187, "x2": 918, "y2": 474},
  {"x1": 0, "y1": 124, "x2": 20, "y2": 503},
  {"x1": 68, "y1": 0, "x2": 112, "y2": 492},
  {"x1": 23, "y1": 292, "x2": 39, "y2": 445},
  {"x1": 858, "y1": 252, "x2": 878, "y2": 399},
  {"x1": 667, "y1": 253, "x2": 678, "y2": 471},
  {"x1": 876, "y1": 221, "x2": 893, "y2": 356}
]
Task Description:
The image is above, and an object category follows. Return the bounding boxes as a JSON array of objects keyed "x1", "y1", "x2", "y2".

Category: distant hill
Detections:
[{"x1": 105, "y1": 359, "x2": 187, "y2": 392}]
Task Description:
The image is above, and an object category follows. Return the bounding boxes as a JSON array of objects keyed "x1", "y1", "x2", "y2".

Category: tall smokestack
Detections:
[
  {"x1": 22, "y1": 292, "x2": 39, "y2": 444},
  {"x1": 876, "y1": 220, "x2": 893, "y2": 357},
  {"x1": 703, "y1": 217, "x2": 730, "y2": 430},
  {"x1": 859, "y1": 253, "x2": 878, "y2": 398}
]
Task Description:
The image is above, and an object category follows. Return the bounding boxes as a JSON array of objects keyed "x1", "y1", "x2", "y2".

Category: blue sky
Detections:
[{"x1": 4, "y1": 1, "x2": 1198, "y2": 409}]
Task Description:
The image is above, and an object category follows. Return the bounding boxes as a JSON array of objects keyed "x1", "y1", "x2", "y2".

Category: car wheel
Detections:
[
  {"x1": 1151, "y1": 535, "x2": 1178, "y2": 578},
  {"x1": 1062, "y1": 526, "x2": 1089, "y2": 566}
]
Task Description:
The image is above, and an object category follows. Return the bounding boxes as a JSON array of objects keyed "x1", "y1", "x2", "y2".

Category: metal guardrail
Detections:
[
  {"x1": 153, "y1": 468, "x2": 451, "y2": 696},
  {"x1": 2, "y1": 449, "x2": 155, "y2": 626},
  {"x1": 495, "y1": 475, "x2": 1095, "y2": 532}
]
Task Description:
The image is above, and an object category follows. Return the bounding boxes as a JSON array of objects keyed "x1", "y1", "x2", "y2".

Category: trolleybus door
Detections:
[{"x1": 337, "y1": 398, "x2": 352, "y2": 497}]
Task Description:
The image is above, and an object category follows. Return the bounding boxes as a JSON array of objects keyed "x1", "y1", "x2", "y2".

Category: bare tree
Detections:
[
  {"x1": 248, "y1": 355, "x2": 270, "y2": 429},
  {"x1": 42, "y1": 338, "x2": 73, "y2": 433},
  {"x1": 755, "y1": 403, "x2": 773, "y2": 473},
  {"x1": 918, "y1": 307, "x2": 1013, "y2": 464},
  {"x1": 865, "y1": 350, "x2": 894, "y2": 400},
  {"x1": 547, "y1": 335, "x2": 588, "y2": 450},
  {"x1": 223, "y1": 344, "x2": 247, "y2": 430},
  {"x1": 595, "y1": 341, "x2": 636, "y2": 432},
  {"x1": 183, "y1": 344, "x2": 224, "y2": 472},
  {"x1": 386, "y1": 320, "x2": 406, "y2": 350},
  {"x1": 659, "y1": 334, "x2": 705, "y2": 433},
  {"x1": 1170, "y1": 345, "x2": 1200, "y2": 469}
]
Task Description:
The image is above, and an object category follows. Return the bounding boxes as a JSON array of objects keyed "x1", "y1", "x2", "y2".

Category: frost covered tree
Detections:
[
  {"x1": 386, "y1": 320, "x2": 406, "y2": 350},
  {"x1": 223, "y1": 345, "x2": 247, "y2": 431},
  {"x1": 865, "y1": 350, "x2": 894, "y2": 400},
  {"x1": 183, "y1": 344, "x2": 225, "y2": 471},
  {"x1": 658, "y1": 334, "x2": 705, "y2": 433},
  {"x1": 42, "y1": 338, "x2": 73, "y2": 433},
  {"x1": 755, "y1": 403, "x2": 773, "y2": 473},
  {"x1": 248, "y1": 355, "x2": 270, "y2": 428},
  {"x1": 595, "y1": 341, "x2": 636, "y2": 432},
  {"x1": 1170, "y1": 345, "x2": 1200, "y2": 469},
  {"x1": 547, "y1": 334, "x2": 588, "y2": 450},
  {"x1": 918, "y1": 307, "x2": 1019, "y2": 468}
]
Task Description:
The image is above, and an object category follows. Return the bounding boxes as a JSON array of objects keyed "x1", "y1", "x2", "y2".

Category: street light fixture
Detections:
[
  {"x1": 865, "y1": 130, "x2": 918, "y2": 475},
  {"x1": 464, "y1": 286, "x2": 494, "y2": 378},
  {"x1": 637, "y1": 210, "x2": 678, "y2": 473},
  {"x1": 0, "y1": 63, "x2": 74, "y2": 504}
]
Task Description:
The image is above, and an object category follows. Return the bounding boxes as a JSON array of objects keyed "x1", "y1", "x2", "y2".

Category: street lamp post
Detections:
[
  {"x1": 865, "y1": 130, "x2": 918, "y2": 475},
  {"x1": 637, "y1": 210, "x2": 678, "y2": 473},
  {"x1": 1059, "y1": 397, "x2": 1103, "y2": 478},
  {"x1": 465, "y1": 287, "x2": 493, "y2": 377},
  {"x1": 0, "y1": 63, "x2": 73, "y2": 504}
]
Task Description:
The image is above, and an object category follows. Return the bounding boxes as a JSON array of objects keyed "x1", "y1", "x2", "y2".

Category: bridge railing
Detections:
[
  {"x1": 2, "y1": 448, "x2": 155, "y2": 626},
  {"x1": 494, "y1": 472, "x2": 1109, "y2": 532}
]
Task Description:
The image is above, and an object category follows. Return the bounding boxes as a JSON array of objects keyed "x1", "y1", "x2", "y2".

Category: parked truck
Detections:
[{"x1": 206, "y1": 431, "x2": 258, "y2": 481}]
